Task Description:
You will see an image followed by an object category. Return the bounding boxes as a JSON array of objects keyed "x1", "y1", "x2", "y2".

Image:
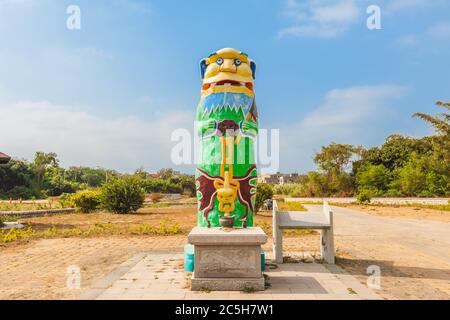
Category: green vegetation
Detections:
[
  {"x1": 101, "y1": 177, "x2": 145, "y2": 214},
  {"x1": 71, "y1": 189, "x2": 102, "y2": 213},
  {"x1": 277, "y1": 201, "x2": 307, "y2": 211},
  {"x1": 255, "y1": 183, "x2": 274, "y2": 213},
  {"x1": 0, "y1": 153, "x2": 196, "y2": 202},
  {"x1": 0, "y1": 220, "x2": 184, "y2": 244},
  {"x1": 356, "y1": 190, "x2": 373, "y2": 204},
  {"x1": 0, "y1": 202, "x2": 62, "y2": 212},
  {"x1": 274, "y1": 102, "x2": 449, "y2": 198}
]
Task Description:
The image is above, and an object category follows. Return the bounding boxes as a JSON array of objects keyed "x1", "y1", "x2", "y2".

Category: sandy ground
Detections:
[
  {"x1": 0, "y1": 203, "x2": 449, "y2": 300},
  {"x1": 314, "y1": 205, "x2": 450, "y2": 300},
  {"x1": 335, "y1": 204, "x2": 450, "y2": 223}
]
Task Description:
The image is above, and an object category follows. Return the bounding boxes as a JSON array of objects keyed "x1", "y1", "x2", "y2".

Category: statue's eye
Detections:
[
  {"x1": 234, "y1": 59, "x2": 242, "y2": 66},
  {"x1": 216, "y1": 58, "x2": 224, "y2": 65}
]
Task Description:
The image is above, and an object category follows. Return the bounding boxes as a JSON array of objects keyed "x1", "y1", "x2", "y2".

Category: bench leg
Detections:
[
  {"x1": 320, "y1": 229, "x2": 335, "y2": 264},
  {"x1": 273, "y1": 226, "x2": 283, "y2": 264}
]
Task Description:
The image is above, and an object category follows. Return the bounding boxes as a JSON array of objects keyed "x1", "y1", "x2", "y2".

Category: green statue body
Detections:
[{"x1": 195, "y1": 48, "x2": 258, "y2": 228}]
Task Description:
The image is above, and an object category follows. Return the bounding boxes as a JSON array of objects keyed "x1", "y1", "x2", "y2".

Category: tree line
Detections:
[
  {"x1": 274, "y1": 102, "x2": 450, "y2": 198},
  {"x1": 0, "y1": 154, "x2": 195, "y2": 200}
]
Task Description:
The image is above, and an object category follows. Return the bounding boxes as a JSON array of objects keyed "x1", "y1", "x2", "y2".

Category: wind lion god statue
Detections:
[{"x1": 195, "y1": 48, "x2": 258, "y2": 228}]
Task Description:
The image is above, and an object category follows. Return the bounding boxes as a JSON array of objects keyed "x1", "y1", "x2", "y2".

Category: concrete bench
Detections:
[{"x1": 272, "y1": 200, "x2": 335, "y2": 264}]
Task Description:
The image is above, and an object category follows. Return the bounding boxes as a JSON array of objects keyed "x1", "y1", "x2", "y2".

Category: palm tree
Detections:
[{"x1": 413, "y1": 101, "x2": 450, "y2": 136}]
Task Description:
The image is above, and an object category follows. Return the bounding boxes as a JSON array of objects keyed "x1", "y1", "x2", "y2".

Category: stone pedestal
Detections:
[{"x1": 188, "y1": 227, "x2": 267, "y2": 291}]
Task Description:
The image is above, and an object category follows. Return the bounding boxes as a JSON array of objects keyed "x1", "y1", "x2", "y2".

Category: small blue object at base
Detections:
[
  {"x1": 184, "y1": 244, "x2": 195, "y2": 272},
  {"x1": 183, "y1": 244, "x2": 266, "y2": 272}
]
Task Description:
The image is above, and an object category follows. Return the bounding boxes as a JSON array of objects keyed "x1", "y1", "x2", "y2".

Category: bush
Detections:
[
  {"x1": 356, "y1": 189, "x2": 374, "y2": 204},
  {"x1": 150, "y1": 192, "x2": 164, "y2": 203},
  {"x1": 255, "y1": 183, "x2": 274, "y2": 213},
  {"x1": 6, "y1": 186, "x2": 34, "y2": 200},
  {"x1": 59, "y1": 193, "x2": 76, "y2": 208},
  {"x1": 356, "y1": 164, "x2": 391, "y2": 194},
  {"x1": 102, "y1": 177, "x2": 145, "y2": 214},
  {"x1": 72, "y1": 189, "x2": 102, "y2": 213},
  {"x1": 273, "y1": 183, "x2": 305, "y2": 197}
]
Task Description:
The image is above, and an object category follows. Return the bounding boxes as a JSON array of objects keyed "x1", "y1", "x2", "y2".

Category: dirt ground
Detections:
[
  {"x1": 319, "y1": 205, "x2": 450, "y2": 300},
  {"x1": 1, "y1": 202, "x2": 449, "y2": 300},
  {"x1": 335, "y1": 203, "x2": 450, "y2": 223}
]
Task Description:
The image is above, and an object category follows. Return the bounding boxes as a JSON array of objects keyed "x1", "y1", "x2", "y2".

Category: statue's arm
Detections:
[
  {"x1": 196, "y1": 119, "x2": 218, "y2": 137},
  {"x1": 240, "y1": 119, "x2": 258, "y2": 137}
]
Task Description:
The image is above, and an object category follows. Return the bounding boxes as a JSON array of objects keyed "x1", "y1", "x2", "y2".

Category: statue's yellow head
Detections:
[{"x1": 200, "y1": 48, "x2": 256, "y2": 97}]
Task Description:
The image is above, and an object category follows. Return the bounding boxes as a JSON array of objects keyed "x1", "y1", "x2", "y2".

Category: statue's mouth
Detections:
[{"x1": 202, "y1": 80, "x2": 253, "y2": 91}]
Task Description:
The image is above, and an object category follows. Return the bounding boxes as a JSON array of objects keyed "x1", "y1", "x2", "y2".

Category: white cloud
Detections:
[
  {"x1": 395, "y1": 21, "x2": 450, "y2": 49},
  {"x1": 279, "y1": 85, "x2": 409, "y2": 171},
  {"x1": 427, "y1": 22, "x2": 450, "y2": 39},
  {"x1": 0, "y1": 101, "x2": 192, "y2": 172},
  {"x1": 0, "y1": 0, "x2": 33, "y2": 5},
  {"x1": 278, "y1": 0, "x2": 360, "y2": 38},
  {"x1": 386, "y1": 0, "x2": 445, "y2": 13}
]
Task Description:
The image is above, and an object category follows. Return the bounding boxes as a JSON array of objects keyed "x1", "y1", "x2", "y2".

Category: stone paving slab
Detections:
[{"x1": 80, "y1": 252, "x2": 381, "y2": 300}]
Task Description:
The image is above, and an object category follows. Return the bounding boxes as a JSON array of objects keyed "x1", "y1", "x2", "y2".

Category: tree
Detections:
[
  {"x1": 413, "y1": 101, "x2": 450, "y2": 137},
  {"x1": 31, "y1": 152, "x2": 59, "y2": 194},
  {"x1": 255, "y1": 183, "x2": 273, "y2": 214},
  {"x1": 159, "y1": 168, "x2": 175, "y2": 180},
  {"x1": 356, "y1": 164, "x2": 391, "y2": 194},
  {"x1": 313, "y1": 143, "x2": 358, "y2": 196},
  {"x1": 314, "y1": 143, "x2": 356, "y2": 174}
]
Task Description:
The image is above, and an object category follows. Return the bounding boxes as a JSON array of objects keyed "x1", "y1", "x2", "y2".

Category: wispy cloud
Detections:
[
  {"x1": 279, "y1": 85, "x2": 409, "y2": 171},
  {"x1": 0, "y1": 101, "x2": 192, "y2": 172},
  {"x1": 385, "y1": 0, "x2": 445, "y2": 13},
  {"x1": 0, "y1": 0, "x2": 33, "y2": 5},
  {"x1": 278, "y1": 0, "x2": 360, "y2": 38},
  {"x1": 395, "y1": 21, "x2": 450, "y2": 49},
  {"x1": 111, "y1": 0, "x2": 152, "y2": 15}
]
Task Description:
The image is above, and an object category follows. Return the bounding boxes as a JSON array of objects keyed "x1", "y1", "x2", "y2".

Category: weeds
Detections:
[
  {"x1": 0, "y1": 202, "x2": 62, "y2": 212},
  {"x1": 278, "y1": 202, "x2": 307, "y2": 211},
  {"x1": 0, "y1": 220, "x2": 185, "y2": 245},
  {"x1": 242, "y1": 286, "x2": 255, "y2": 293}
]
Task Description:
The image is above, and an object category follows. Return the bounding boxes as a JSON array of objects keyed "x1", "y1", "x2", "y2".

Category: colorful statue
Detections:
[{"x1": 195, "y1": 48, "x2": 258, "y2": 228}]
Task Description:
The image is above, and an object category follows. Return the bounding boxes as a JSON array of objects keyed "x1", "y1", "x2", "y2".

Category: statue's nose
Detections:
[{"x1": 220, "y1": 59, "x2": 237, "y2": 73}]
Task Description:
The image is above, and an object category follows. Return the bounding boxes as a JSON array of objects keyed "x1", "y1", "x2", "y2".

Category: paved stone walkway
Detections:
[{"x1": 80, "y1": 252, "x2": 380, "y2": 300}]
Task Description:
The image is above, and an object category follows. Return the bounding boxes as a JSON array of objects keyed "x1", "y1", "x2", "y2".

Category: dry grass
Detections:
[
  {"x1": 0, "y1": 201, "x2": 63, "y2": 212},
  {"x1": 277, "y1": 201, "x2": 307, "y2": 211}
]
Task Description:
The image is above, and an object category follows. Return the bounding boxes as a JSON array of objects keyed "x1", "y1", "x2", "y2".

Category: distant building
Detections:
[
  {"x1": 0, "y1": 152, "x2": 11, "y2": 165},
  {"x1": 258, "y1": 172, "x2": 299, "y2": 185}
]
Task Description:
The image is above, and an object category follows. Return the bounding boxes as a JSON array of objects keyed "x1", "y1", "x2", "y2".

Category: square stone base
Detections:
[
  {"x1": 191, "y1": 276, "x2": 265, "y2": 291},
  {"x1": 188, "y1": 227, "x2": 268, "y2": 292}
]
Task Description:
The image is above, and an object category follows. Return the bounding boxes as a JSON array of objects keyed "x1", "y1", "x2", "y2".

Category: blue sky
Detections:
[{"x1": 0, "y1": 0, "x2": 449, "y2": 173}]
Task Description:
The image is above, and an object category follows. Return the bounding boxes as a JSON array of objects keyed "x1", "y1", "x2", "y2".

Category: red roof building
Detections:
[{"x1": 0, "y1": 152, "x2": 11, "y2": 164}]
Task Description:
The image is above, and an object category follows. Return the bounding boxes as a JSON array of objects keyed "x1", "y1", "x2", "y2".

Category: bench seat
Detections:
[{"x1": 273, "y1": 201, "x2": 335, "y2": 264}]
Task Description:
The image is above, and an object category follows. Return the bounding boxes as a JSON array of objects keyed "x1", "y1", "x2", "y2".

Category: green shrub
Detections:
[
  {"x1": 59, "y1": 192, "x2": 76, "y2": 208},
  {"x1": 356, "y1": 164, "x2": 391, "y2": 194},
  {"x1": 273, "y1": 183, "x2": 305, "y2": 197},
  {"x1": 255, "y1": 183, "x2": 273, "y2": 213},
  {"x1": 101, "y1": 177, "x2": 145, "y2": 214},
  {"x1": 356, "y1": 189, "x2": 374, "y2": 204},
  {"x1": 72, "y1": 189, "x2": 102, "y2": 213}
]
